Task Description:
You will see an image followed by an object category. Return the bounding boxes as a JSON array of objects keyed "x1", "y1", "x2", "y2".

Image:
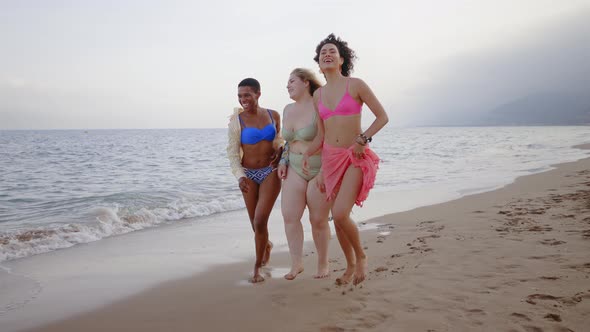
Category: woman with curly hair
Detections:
[
  {"x1": 227, "y1": 78, "x2": 283, "y2": 283},
  {"x1": 278, "y1": 68, "x2": 331, "y2": 280},
  {"x1": 303, "y1": 34, "x2": 389, "y2": 285}
]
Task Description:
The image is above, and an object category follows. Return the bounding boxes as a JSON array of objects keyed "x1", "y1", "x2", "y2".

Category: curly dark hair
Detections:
[{"x1": 313, "y1": 33, "x2": 357, "y2": 77}]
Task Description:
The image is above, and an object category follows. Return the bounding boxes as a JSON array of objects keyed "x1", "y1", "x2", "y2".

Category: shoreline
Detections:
[
  {"x1": 16, "y1": 145, "x2": 590, "y2": 332},
  {"x1": 3, "y1": 127, "x2": 590, "y2": 265}
]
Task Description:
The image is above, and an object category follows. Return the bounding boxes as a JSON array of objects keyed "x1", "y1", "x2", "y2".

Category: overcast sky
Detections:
[{"x1": 1, "y1": 0, "x2": 589, "y2": 129}]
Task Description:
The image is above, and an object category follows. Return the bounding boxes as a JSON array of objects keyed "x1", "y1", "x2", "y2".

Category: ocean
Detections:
[{"x1": 1, "y1": 126, "x2": 589, "y2": 262}]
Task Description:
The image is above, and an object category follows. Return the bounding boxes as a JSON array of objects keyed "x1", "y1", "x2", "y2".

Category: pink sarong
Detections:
[{"x1": 321, "y1": 143, "x2": 380, "y2": 207}]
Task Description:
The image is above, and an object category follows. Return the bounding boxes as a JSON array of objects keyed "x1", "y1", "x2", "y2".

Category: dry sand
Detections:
[{"x1": 23, "y1": 149, "x2": 590, "y2": 332}]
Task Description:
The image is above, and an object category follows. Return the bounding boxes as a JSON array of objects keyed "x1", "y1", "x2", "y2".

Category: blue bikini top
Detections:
[{"x1": 240, "y1": 109, "x2": 276, "y2": 145}]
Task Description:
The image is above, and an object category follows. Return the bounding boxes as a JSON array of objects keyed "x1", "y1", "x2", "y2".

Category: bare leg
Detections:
[
  {"x1": 334, "y1": 224, "x2": 355, "y2": 284},
  {"x1": 262, "y1": 241, "x2": 273, "y2": 267},
  {"x1": 281, "y1": 170, "x2": 307, "y2": 280},
  {"x1": 331, "y1": 165, "x2": 367, "y2": 285},
  {"x1": 240, "y1": 178, "x2": 264, "y2": 283},
  {"x1": 307, "y1": 175, "x2": 332, "y2": 279},
  {"x1": 249, "y1": 170, "x2": 281, "y2": 283}
]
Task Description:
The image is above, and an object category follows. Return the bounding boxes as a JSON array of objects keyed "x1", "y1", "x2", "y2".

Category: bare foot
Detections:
[
  {"x1": 284, "y1": 266, "x2": 304, "y2": 280},
  {"x1": 335, "y1": 264, "x2": 355, "y2": 285},
  {"x1": 250, "y1": 266, "x2": 265, "y2": 283},
  {"x1": 353, "y1": 256, "x2": 367, "y2": 286},
  {"x1": 249, "y1": 274, "x2": 265, "y2": 283},
  {"x1": 261, "y1": 241, "x2": 273, "y2": 266},
  {"x1": 313, "y1": 262, "x2": 330, "y2": 279}
]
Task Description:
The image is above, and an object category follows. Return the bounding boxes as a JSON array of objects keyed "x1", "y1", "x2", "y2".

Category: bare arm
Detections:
[
  {"x1": 303, "y1": 91, "x2": 325, "y2": 157},
  {"x1": 277, "y1": 105, "x2": 290, "y2": 179},
  {"x1": 269, "y1": 109, "x2": 284, "y2": 167},
  {"x1": 355, "y1": 78, "x2": 389, "y2": 139},
  {"x1": 272, "y1": 109, "x2": 284, "y2": 151},
  {"x1": 302, "y1": 91, "x2": 324, "y2": 175}
]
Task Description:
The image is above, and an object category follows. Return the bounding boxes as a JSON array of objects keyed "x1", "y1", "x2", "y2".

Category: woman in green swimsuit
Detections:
[{"x1": 278, "y1": 68, "x2": 331, "y2": 280}]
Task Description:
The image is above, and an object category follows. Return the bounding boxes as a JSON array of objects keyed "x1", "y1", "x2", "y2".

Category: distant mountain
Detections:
[
  {"x1": 476, "y1": 93, "x2": 590, "y2": 125},
  {"x1": 423, "y1": 92, "x2": 590, "y2": 126}
]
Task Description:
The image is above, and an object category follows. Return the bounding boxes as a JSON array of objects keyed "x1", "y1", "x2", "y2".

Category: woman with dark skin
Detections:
[
  {"x1": 303, "y1": 34, "x2": 389, "y2": 285},
  {"x1": 227, "y1": 78, "x2": 283, "y2": 283}
]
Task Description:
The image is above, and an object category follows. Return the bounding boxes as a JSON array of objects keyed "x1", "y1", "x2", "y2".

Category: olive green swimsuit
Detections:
[{"x1": 282, "y1": 111, "x2": 321, "y2": 181}]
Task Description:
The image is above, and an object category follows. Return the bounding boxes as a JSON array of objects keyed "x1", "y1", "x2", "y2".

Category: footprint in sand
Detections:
[
  {"x1": 525, "y1": 291, "x2": 590, "y2": 307},
  {"x1": 543, "y1": 313, "x2": 562, "y2": 322},
  {"x1": 466, "y1": 308, "x2": 486, "y2": 316},
  {"x1": 527, "y1": 225, "x2": 553, "y2": 232},
  {"x1": 374, "y1": 266, "x2": 388, "y2": 273},
  {"x1": 377, "y1": 223, "x2": 395, "y2": 230},
  {"x1": 539, "y1": 239, "x2": 566, "y2": 246},
  {"x1": 510, "y1": 312, "x2": 532, "y2": 321},
  {"x1": 320, "y1": 326, "x2": 346, "y2": 332},
  {"x1": 418, "y1": 220, "x2": 436, "y2": 226},
  {"x1": 342, "y1": 303, "x2": 365, "y2": 314},
  {"x1": 426, "y1": 225, "x2": 445, "y2": 233},
  {"x1": 552, "y1": 213, "x2": 576, "y2": 219},
  {"x1": 554, "y1": 328, "x2": 575, "y2": 332},
  {"x1": 539, "y1": 276, "x2": 561, "y2": 280},
  {"x1": 528, "y1": 254, "x2": 563, "y2": 262},
  {"x1": 509, "y1": 313, "x2": 550, "y2": 332},
  {"x1": 417, "y1": 234, "x2": 440, "y2": 242},
  {"x1": 525, "y1": 293, "x2": 560, "y2": 305},
  {"x1": 503, "y1": 263, "x2": 521, "y2": 269},
  {"x1": 564, "y1": 262, "x2": 590, "y2": 272}
]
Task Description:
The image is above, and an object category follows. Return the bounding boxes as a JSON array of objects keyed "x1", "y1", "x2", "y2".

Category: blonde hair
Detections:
[{"x1": 290, "y1": 68, "x2": 322, "y2": 96}]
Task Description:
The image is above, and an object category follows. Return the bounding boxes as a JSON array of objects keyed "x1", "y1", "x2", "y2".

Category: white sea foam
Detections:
[{"x1": 0, "y1": 196, "x2": 245, "y2": 262}]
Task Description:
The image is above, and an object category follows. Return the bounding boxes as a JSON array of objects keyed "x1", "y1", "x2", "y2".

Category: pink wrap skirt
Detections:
[{"x1": 321, "y1": 143, "x2": 380, "y2": 207}]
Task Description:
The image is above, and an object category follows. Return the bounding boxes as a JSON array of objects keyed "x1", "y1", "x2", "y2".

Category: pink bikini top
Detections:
[{"x1": 318, "y1": 79, "x2": 362, "y2": 120}]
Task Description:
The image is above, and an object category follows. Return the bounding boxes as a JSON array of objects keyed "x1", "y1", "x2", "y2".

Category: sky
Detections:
[{"x1": 1, "y1": 0, "x2": 589, "y2": 129}]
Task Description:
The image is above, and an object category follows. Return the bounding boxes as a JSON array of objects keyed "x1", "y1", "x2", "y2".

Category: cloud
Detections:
[{"x1": 398, "y1": 8, "x2": 590, "y2": 125}]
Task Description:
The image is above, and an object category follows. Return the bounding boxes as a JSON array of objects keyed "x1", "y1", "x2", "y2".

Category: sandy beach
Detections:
[{"x1": 18, "y1": 146, "x2": 590, "y2": 332}]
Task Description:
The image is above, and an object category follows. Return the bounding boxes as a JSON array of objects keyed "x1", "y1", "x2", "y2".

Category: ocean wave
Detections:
[{"x1": 0, "y1": 197, "x2": 244, "y2": 262}]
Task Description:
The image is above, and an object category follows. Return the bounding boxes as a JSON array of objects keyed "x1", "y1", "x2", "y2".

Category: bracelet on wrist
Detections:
[{"x1": 359, "y1": 133, "x2": 372, "y2": 143}]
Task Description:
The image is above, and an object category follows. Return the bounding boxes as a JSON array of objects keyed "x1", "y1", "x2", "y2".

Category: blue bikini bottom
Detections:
[{"x1": 244, "y1": 166, "x2": 275, "y2": 184}]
